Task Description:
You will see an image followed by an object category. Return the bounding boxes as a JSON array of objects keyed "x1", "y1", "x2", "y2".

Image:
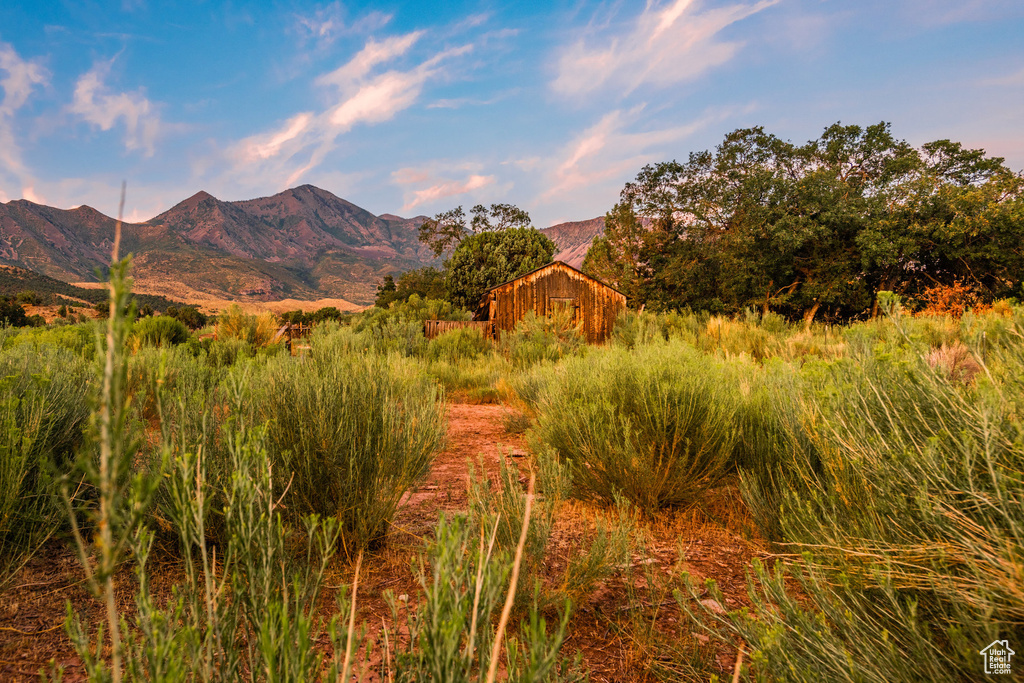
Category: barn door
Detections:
[{"x1": 548, "y1": 297, "x2": 578, "y2": 326}]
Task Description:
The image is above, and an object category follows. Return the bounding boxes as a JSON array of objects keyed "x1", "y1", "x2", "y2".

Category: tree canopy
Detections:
[
  {"x1": 406, "y1": 203, "x2": 557, "y2": 310},
  {"x1": 418, "y1": 203, "x2": 533, "y2": 257},
  {"x1": 374, "y1": 266, "x2": 446, "y2": 308},
  {"x1": 445, "y1": 228, "x2": 557, "y2": 310},
  {"x1": 584, "y1": 122, "x2": 1024, "y2": 321}
]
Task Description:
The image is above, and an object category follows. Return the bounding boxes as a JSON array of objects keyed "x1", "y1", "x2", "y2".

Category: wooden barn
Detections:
[{"x1": 475, "y1": 261, "x2": 626, "y2": 343}]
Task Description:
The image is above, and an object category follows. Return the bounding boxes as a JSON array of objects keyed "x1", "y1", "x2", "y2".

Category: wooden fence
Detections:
[
  {"x1": 272, "y1": 323, "x2": 313, "y2": 353},
  {"x1": 424, "y1": 320, "x2": 495, "y2": 340}
]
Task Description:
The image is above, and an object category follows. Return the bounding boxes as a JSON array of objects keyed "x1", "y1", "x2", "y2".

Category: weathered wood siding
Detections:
[
  {"x1": 424, "y1": 319, "x2": 494, "y2": 340},
  {"x1": 485, "y1": 262, "x2": 626, "y2": 343}
]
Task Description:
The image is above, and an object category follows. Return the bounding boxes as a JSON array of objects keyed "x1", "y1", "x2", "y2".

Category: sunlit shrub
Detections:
[
  {"x1": 610, "y1": 310, "x2": 665, "y2": 349},
  {"x1": 246, "y1": 334, "x2": 446, "y2": 551},
  {"x1": 499, "y1": 309, "x2": 585, "y2": 367},
  {"x1": 131, "y1": 315, "x2": 191, "y2": 348},
  {"x1": 0, "y1": 345, "x2": 91, "y2": 583},
  {"x1": 215, "y1": 305, "x2": 279, "y2": 348},
  {"x1": 426, "y1": 326, "x2": 490, "y2": 363},
  {"x1": 714, "y1": 330, "x2": 1024, "y2": 680},
  {"x1": 2, "y1": 320, "x2": 99, "y2": 360},
  {"x1": 532, "y1": 340, "x2": 736, "y2": 511}
]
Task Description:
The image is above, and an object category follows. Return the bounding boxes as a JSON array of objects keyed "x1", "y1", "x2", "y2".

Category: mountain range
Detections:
[{"x1": 0, "y1": 185, "x2": 604, "y2": 306}]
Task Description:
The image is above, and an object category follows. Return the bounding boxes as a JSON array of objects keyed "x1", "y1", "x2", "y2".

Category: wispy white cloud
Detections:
[
  {"x1": 236, "y1": 112, "x2": 316, "y2": 163},
  {"x1": 427, "y1": 88, "x2": 518, "y2": 109},
  {"x1": 0, "y1": 42, "x2": 49, "y2": 199},
  {"x1": 552, "y1": 0, "x2": 778, "y2": 98},
  {"x1": 225, "y1": 32, "x2": 473, "y2": 191},
  {"x1": 395, "y1": 169, "x2": 495, "y2": 211},
  {"x1": 0, "y1": 43, "x2": 48, "y2": 114},
  {"x1": 69, "y1": 59, "x2": 163, "y2": 156},
  {"x1": 293, "y1": 2, "x2": 392, "y2": 49},
  {"x1": 315, "y1": 32, "x2": 423, "y2": 88},
  {"x1": 537, "y1": 106, "x2": 733, "y2": 204},
  {"x1": 981, "y1": 65, "x2": 1024, "y2": 87}
]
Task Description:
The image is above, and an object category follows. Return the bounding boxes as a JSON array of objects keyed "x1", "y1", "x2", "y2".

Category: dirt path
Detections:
[
  {"x1": 393, "y1": 402, "x2": 526, "y2": 534},
  {"x1": 0, "y1": 401, "x2": 766, "y2": 682}
]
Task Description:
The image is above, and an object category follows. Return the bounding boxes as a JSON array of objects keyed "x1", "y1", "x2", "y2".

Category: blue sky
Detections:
[{"x1": 0, "y1": 0, "x2": 1022, "y2": 226}]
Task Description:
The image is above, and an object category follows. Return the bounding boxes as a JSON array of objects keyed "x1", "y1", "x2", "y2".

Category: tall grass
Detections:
[
  {"x1": 499, "y1": 309, "x2": 585, "y2": 368},
  {"x1": 388, "y1": 513, "x2": 585, "y2": 683},
  {"x1": 245, "y1": 330, "x2": 447, "y2": 552},
  {"x1": 532, "y1": 340, "x2": 737, "y2": 512},
  {"x1": 427, "y1": 326, "x2": 490, "y2": 363},
  {"x1": 0, "y1": 344, "x2": 91, "y2": 585},
  {"x1": 690, "y1": 315, "x2": 1024, "y2": 681},
  {"x1": 467, "y1": 447, "x2": 633, "y2": 609}
]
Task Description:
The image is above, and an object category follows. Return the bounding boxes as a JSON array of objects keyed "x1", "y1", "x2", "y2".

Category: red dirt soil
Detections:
[{"x1": 0, "y1": 402, "x2": 767, "y2": 682}]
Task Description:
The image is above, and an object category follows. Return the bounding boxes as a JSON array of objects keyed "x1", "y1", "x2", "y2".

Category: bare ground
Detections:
[{"x1": 0, "y1": 402, "x2": 767, "y2": 682}]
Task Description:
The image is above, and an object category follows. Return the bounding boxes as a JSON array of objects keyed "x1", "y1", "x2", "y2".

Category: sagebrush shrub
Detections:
[
  {"x1": 717, "y1": 328, "x2": 1024, "y2": 680},
  {"x1": 532, "y1": 340, "x2": 737, "y2": 511},
  {"x1": 216, "y1": 305, "x2": 279, "y2": 347},
  {"x1": 426, "y1": 326, "x2": 489, "y2": 363},
  {"x1": 0, "y1": 344, "x2": 91, "y2": 583},
  {"x1": 499, "y1": 309, "x2": 585, "y2": 368},
  {"x1": 246, "y1": 334, "x2": 446, "y2": 551},
  {"x1": 131, "y1": 315, "x2": 191, "y2": 348}
]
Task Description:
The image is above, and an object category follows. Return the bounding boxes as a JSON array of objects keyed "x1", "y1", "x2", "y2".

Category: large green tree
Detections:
[
  {"x1": 416, "y1": 203, "x2": 556, "y2": 310},
  {"x1": 445, "y1": 228, "x2": 556, "y2": 310},
  {"x1": 417, "y1": 203, "x2": 532, "y2": 257},
  {"x1": 585, "y1": 122, "x2": 1024, "y2": 321}
]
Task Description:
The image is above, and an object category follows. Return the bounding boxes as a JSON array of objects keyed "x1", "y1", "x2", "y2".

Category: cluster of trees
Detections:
[
  {"x1": 584, "y1": 122, "x2": 1024, "y2": 321},
  {"x1": 375, "y1": 267, "x2": 446, "y2": 308},
  {"x1": 279, "y1": 306, "x2": 347, "y2": 326},
  {"x1": 375, "y1": 203, "x2": 556, "y2": 311},
  {"x1": 164, "y1": 305, "x2": 209, "y2": 329},
  {"x1": 0, "y1": 297, "x2": 34, "y2": 327}
]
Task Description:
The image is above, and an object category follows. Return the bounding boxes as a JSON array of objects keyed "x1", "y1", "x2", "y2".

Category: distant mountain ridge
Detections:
[
  {"x1": 0, "y1": 185, "x2": 605, "y2": 305},
  {"x1": 540, "y1": 217, "x2": 604, "y2": 268}
]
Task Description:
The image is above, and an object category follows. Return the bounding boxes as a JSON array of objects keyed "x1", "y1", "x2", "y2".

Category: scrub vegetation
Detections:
[{"x1": 1, "y1": 123, "x2": 1022, "y2": 681}]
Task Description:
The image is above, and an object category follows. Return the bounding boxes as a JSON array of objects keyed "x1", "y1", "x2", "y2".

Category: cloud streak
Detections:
[
  {"x1": 70, "y1": 59, "x2": 163, "y2": 156},
  {"x1": 552, "y1": 0, "x2": 778, "y2": 98},
  {"x1": 226, "y1": 32, "x2": 472, "y2": 190},
  {"x1": 396, "y1": 170, "x2": 495, "y2": 211},
  {"x1": 0, "y1": 42, "x2": 49, "y2": 200},
  {"x1": 538, "y1": 106, "x2": 731, "y2": 205},
  {"x1": 293, "y1": 2, "x2": 392, "y2": 49}
]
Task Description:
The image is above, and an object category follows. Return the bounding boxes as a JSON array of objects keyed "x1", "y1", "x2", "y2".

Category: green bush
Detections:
[
  {"x1": 708, "y1": 329, "x2": 1024, "y2": 681},
  {"x1": 0, "y1": 297, "x2": 30, "y2": 327},
  {"x1": 164, "y1": 304, "x2": 209, "y2": 329},
  {"x1": 532, "y1": 340, "x2": 737, "y2": 512},
  {"x1": 132, "y1": 315, "x2": 191, "y2": 347},
  {"x1": 246, "y1": 333, "x2": 447, "y2": 551},
  {"x1": 426, "y1": 326, "x2": 489, "y2": 363},
  {"x1": 355, "y1": 294, "x2": 469, "y2": 329},
  {"x1": 499, "y1": 309, "x2": 585, "y2": 368},
  {"x1": 0, "y1": 344, "x2": 91, "y2": 583},
  {"x1": 610, "y1": 310, "x2": 666, "y2": 349},
  {"x1": 3, "y1": 320, "x2": 99, "y2": 359},
  {"x1": 507, "y1": 361, "x2": 558, "y2": 414}
]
